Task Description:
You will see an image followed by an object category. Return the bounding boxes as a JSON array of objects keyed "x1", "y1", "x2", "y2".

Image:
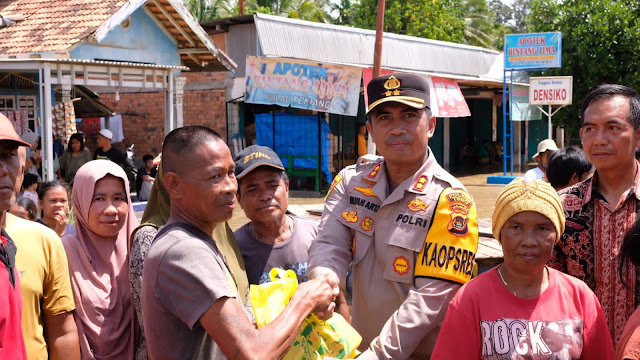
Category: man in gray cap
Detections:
[
  {"x1": 234, "y1": 145, "x2": 314, "y2": 285},
  {"x1": 308, "y1": 73, "x2": 479, "y2": 359},
  {"x1": 233, "y1": 145, "x2": 350, "y2": 320}
]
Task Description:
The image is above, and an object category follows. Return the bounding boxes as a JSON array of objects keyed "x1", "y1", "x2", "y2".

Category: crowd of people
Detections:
[{"x1": 2, "y1": 74, "x2": 640, "y2": 359}]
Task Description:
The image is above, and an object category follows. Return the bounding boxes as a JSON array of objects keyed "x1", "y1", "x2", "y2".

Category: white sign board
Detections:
[{"x1": 529, "y1": 76, "x2": 573, "y2": 105}]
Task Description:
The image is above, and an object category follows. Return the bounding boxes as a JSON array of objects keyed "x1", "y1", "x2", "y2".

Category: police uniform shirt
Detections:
[{"x1": 308, "y1": 149, "x2": 478, "y2": 359}]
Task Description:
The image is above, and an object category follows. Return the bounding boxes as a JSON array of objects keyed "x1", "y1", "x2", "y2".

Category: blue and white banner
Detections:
[{"x1": 245, "y1": 56, "x2": 362, "y2": 116}]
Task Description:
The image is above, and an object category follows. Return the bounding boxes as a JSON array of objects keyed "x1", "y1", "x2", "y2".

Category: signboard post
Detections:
[{"x1": 529, "y1": 76, "x2": 573, "y2": 139}]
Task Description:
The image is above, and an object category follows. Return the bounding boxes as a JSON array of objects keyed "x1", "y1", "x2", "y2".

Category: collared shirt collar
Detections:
[
  {"x1": 585, "y1": 160, "x2": 640, "y2": 205},
  {"x1": 374, "y1": 147, "x2": 441, "y2": 205}
]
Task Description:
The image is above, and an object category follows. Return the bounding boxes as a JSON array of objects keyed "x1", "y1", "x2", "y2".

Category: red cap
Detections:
[{"x1": 0, "y1": 113, "x2": 31, "y2": 147}]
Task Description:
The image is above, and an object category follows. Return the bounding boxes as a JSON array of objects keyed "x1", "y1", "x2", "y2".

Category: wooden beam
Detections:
[
  {"x1": 150, "y1": 0, "x2": 197, "y2": 47},
  {"x1": 187, "y1": 53, "x2": 201, "y2": 65},
  {"x1": 177, "y1": 48, "x2": 211, "y2": 54}
]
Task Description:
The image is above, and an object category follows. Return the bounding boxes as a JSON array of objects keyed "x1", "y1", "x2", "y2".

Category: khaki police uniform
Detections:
[{"x1": 308, "y1": 149, "x2": 478, "y2": 359}]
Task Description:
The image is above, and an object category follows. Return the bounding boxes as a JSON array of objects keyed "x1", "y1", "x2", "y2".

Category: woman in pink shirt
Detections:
[{"x1": 432, "y1": 178, "x2": 613, "y2": 359}]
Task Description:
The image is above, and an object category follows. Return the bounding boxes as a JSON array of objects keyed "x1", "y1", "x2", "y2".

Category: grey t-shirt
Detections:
[
  {"x1": 234, "y1": 216, "x2": 319, "y2": 285},
  {"x1": 142, "y1": 222, "x2": 246, "y2": 360}
]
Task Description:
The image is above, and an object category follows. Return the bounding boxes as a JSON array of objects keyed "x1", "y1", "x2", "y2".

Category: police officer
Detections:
[{"x1": 308, "y1": 73, "x2": 479, "y2": 359}]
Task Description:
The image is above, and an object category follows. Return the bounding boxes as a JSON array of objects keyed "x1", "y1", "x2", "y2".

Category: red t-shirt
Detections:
[
  {"x1": 0, "y1": 233, "x2": 27, "y2": 360},
  {"x1": 432, "y1": 267, "x2": 614, "y2": 359}
]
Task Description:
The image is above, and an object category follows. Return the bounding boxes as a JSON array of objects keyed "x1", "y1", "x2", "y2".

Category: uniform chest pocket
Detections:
[
  {"x1": 383, "y1": 224, "x2": 429, "y2": 284},
  {"x1": 336, "y1": 209, "x2": 375, "y2": 266}
]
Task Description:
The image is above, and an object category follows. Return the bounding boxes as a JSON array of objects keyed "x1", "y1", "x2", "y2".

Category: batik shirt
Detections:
[{"x1": 549, "y1": 167, "x2": 640, "y2": 345}]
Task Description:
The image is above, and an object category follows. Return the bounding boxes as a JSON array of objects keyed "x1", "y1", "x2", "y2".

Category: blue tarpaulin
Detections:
[{"x1": 255, "y1": 113, "x2": 331, "y2": 183}]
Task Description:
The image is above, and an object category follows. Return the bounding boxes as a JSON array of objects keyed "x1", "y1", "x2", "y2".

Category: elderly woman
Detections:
[
  {"x1": 61, "y1": 160, "x2": 139, "y2": 360},
  {"x1": 432, "y1": 178, "x2": 613, "y2": 359}
]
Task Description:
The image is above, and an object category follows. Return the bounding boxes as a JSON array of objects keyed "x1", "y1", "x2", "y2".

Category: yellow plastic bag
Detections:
[
  {"x1": 250, "y1": 268, "x2": 298, "y2": 328},
  {"x1": 283, "y1": 313, "x2": 361, "y2": 360},
  {"x1": 249, "y1": 268, "x2": 361, "y2": 359}
]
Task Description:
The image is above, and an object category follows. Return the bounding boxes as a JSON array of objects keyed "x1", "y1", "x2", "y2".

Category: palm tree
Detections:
[
  {"x1": 330, "y1": 0, "x2": 355, "y2": 25},
  {"x1": 462, "y1": 0, "x2": 500, "y2": 49},
  {"x1": 184, "y1": 0, "x2": 236, "y2": 21},
  {"x1": 242, "y1": 0, "x2": 330, "y2": 21},
  {"x1": 185, "y1": 0, "x2": 331, "y2": 22}
]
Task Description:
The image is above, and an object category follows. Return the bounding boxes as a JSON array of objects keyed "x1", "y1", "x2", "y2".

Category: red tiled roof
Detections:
[
  {"x1": 0, "y1": 0, "x2": 126, "y2": 55},
  {"x1": 0, "y1": 0, "x2": 235, "y2": 71}
]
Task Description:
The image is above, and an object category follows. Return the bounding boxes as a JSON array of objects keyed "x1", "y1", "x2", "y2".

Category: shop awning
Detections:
[{"x1": 72, "y1": 85, "x2": 115, "y2": 118}]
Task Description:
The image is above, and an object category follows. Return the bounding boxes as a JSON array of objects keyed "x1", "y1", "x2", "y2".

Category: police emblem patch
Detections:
[
  {"x1": 446, "y1": 191, "x2": 472, "y2": 236},
  {"x1": 411, "y1": 175, "x2": 428, "y2": 192},
  {"x1": 393, "y1": 256, "x2": 409, "y2": 275},
  {"x1": 367, "y1": 164, "x2": 381, "y2": 179},
  {"x1": 354, "y1": 186, "x2": 377, "y2": 197},
  {"x1": 362, "y1": 178, "x2": 377, "y2": 186},
  {"x1": 325, "y1": 174, "x2": 342, "y2": 200},
  {"x1": 342, "y1": 210, "x2": 358, "y2": 223},
  {"x1": 384, "y1": 75, "x2": 401, "y2": 90},
  {"x1": 360, "y1": 217, "x2": 374, "y2": 231},
  {"x1": 407, "y1": 198, "x2": 429, "y2": 212}
]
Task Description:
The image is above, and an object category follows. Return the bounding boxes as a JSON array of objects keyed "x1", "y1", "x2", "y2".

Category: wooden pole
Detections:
[
  {"x1": 372, "y1": 0, "x2": 385, "y2": 78},
  {"x1": 238, "y1": 0, "x2": 245, "y2": 15}
]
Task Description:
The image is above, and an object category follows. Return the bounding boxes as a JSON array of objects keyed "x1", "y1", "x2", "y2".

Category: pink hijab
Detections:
[{"x1": 62, "y1": 160, "x2": 139, "y2": 360}]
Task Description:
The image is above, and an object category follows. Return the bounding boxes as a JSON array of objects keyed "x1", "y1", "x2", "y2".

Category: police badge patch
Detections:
[
  {"x1": 325, "y1": 174, "x2": 342, "y2": 200},
  {"x1": 360, "y1": 217, "x2": 374, "y2": 231},
  {"x1": 393, "y1": 256, "x2": 410, "y2": 275},
  {"x1": 342, "y1": 210, "x2": 358, "y2": 223},
  {"x1": 354, "y1": 186, "x2": 377, "y2": 197},
  {"x1": 407, "y1": 198, "x2": 429, "y2": 212},
  {"x1": 411, "y1": 175, "x2": 428, "y2": 192},
  {"x1": 367, "y1": 163, "x2": 381, "y2": 179},
  {"x1": 446, "y1": 191, "x2": 472, "y2": 236}
]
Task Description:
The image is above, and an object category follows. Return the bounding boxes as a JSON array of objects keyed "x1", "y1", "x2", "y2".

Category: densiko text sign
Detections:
[
  {"x1": 245, "y1": 56, "x2": 362, "y2": 116},
  {"x1": 529, "y1": 76, "x2": 573, "y2": 105},
  {"x1": 504, "y1": 32, "x2": 562, "y2": 70}
]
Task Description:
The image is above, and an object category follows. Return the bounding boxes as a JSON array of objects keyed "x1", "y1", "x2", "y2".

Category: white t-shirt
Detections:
[{"x1": 523, "y1": 166, "x2": 544, "y2": 181}]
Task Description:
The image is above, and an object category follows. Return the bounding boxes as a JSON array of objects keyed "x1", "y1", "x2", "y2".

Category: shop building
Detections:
[
  {"x1": 0, "y1": 0, "x2": 234, "y2": 178},
  {"x1": 202, "y1": 14, "x2": 547, "y2": 192}
]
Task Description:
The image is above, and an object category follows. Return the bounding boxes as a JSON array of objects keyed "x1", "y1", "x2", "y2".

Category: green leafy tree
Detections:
[
  {"x1": 489, "y1": 0, "x2": 512, "y2": 25},
  {"x1": 330, "y1": 0, "x2": 356, "y2": 25},
  {"x1": 185, "y1": 0, "x2": 331, "y2": 22},
  {"x1": 510, "y1": 0, "x2": 530, "y2": 32},
  {"x1": 488, "y1": 0, "x2": 531, "y2": 49},
  {"x1": 239, "y1": 0, "x2": 331, "y2": 22},
  {"x1": 462, "y1": 0, "x2": 502, "y2": 48},
  {"x1": 352, "y1": 0, "x2": 466, "y2": 43},
  {"x1": 526, "y1": 0, "x2": 640, "y2": 134},
  {"x1": 184, "y1": 0, "x2": 235, "y2": 20}
]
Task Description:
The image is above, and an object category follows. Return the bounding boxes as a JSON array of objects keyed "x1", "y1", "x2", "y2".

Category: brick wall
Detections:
[{"x1": 98, "y1": 71, "x2": 228, "y2": 161}]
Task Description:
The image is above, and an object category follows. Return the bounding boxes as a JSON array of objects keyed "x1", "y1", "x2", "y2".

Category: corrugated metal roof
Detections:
[{"x1": 254, "y1": 13, "x2": 504, "y2": 83}]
